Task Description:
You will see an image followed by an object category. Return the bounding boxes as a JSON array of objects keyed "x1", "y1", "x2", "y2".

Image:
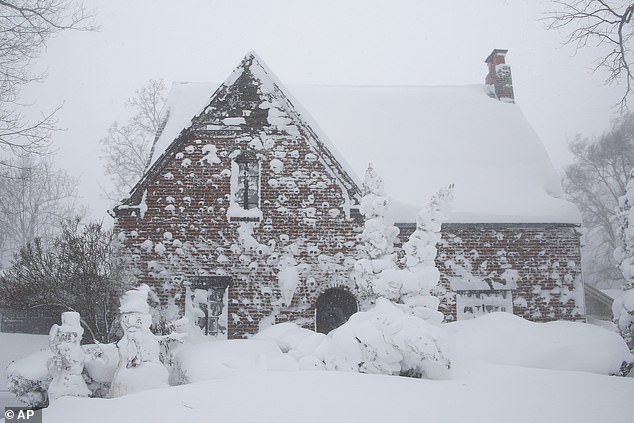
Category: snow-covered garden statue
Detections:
[
  {"x1": 614, "y1": 166, "x2": 634, "y2": 363},
  {"x1": 109, "y1": 284, "x2": 169, "y2": 397},
  {"x1": 47, "y1": 311, "x2": 91, "y2": 402}
]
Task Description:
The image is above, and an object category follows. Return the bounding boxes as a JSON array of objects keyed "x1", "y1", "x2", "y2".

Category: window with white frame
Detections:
[{"x1": 456, "y1": 290, "x2": 513, "y2": 320}]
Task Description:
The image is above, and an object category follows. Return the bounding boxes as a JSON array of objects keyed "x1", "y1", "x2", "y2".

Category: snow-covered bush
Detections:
[
  {"x1": 255, "y1": 301, "x2": 452, "y2": 380},
  {"x1": 614, "y1": 166, "x2": 634, "y2": 361},
  {"x1": 325, "y1": 298, "x2": 452, "y2": 378},
  {"x1": 352, "y1": 164, "x2": 400, "y2": 307},
  {"x1": 6, "y1": 343, "x2": 120, "y2": 406},
  {"x1": 6, "y1": 350, "x2": 53, "y2": 407}
]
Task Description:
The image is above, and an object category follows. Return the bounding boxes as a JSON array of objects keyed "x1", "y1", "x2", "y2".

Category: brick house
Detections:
[{"x1": 112, "y1": 50, "x2": 585, "y2": 339}]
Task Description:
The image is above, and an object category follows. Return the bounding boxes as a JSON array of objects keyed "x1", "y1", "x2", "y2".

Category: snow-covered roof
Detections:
[{"x1": 148, "y1": 55, "x2": 581, "y2": 224}]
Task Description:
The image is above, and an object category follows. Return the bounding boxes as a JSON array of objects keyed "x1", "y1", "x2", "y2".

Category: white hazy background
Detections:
[{"x1": 18, "y1": 0, "x2": 623, "y2": 220}]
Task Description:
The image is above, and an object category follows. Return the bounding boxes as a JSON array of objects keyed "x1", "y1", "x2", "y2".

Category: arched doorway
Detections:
[{"x1": 315, "y1": 288, "x2": 358, "y2": 334}]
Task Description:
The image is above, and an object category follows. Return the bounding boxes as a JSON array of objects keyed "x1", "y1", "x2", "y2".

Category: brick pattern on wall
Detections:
[
  {"x1": 114, "y1": 56, "x2": 362, "y2": 338},
  {"x1": 397, "y1": 224, "x2": 584, "y2": 322}
]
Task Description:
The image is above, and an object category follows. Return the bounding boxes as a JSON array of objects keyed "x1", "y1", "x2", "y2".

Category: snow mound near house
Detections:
[
  {"x1": 41, "y1": 366, "x2": 634, "y2": 423},
  {"x1": 171, "y1": 339, "x2": 299, "y2": 383},
  {"x1": 255, "y1": 298, "x2": 452, "y2": 378},
  {"x1": 0, "y1": 332, "x2": 49, "y2": 391},
  {"x1": 445, "y1": 312, "x2": 632, "y2": 374}
]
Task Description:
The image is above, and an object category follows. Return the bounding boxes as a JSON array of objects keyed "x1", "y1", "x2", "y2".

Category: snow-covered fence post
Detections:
[
  {"x1": 352, "y1": 164, "x2": 400, "y2": 309},
  {"x1": 614, "y1": 167, "x2": 634, "y2": 366}
]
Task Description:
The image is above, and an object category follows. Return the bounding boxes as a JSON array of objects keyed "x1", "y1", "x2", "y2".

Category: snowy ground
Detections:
[
  {"x1": 37, "y1": 365, "x2": 634, "y2": 423},
  {"x1": 0, "y1": 332, "x2": 48, "y2": 410},
  {"x1": 2, "y1": 314, "x2": 633, "y2": 422}
]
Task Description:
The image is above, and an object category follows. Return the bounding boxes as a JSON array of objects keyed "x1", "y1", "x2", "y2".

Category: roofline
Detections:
[
  {"x1": 395, "y1": 222, "x2": 582, "y2": 230},
  {"x1": 112, "y1": 52, "x2": 362, "y2": 216}
]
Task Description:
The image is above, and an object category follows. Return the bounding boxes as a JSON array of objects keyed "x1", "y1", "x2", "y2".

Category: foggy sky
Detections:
[{"x1": 18, "y1": 0, "x2": 624, "y2": 221}]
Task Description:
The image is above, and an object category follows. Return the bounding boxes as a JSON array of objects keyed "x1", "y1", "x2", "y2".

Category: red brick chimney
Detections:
[{"x1": 485, "y1": 49, "x2": 514, "y2": 103}]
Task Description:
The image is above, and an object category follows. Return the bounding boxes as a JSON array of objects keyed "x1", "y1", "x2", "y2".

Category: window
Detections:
[
  {"x1": 456, "y1": 290, "x2": 513, "y2": 320},
  {"x1": 234, "y1": 156, "x2": 259, "y2": 209}
]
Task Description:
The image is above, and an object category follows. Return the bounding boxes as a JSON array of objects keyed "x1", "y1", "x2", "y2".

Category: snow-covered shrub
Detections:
[
  {"x1": 6, "y1": 343, "x2": 120, "y2": 406},
  {"x1": 255, "y1": 303, "x2": 452, "y2": 380},
  {"x1": 325, "y1": 298, "x2": 452, "y2": 379},
  {"x1": 6, "y1": 350, "x2": 53, "y2": 407},
  {"x1": 614, "y1": 166, "x2": 634, "y2": 363},
  {"x1": 352, "y1": 164, "x2": 400, "y2": 307},
  {"x1": 389, "y1": 185, "x2": 453, "y2": 322}
]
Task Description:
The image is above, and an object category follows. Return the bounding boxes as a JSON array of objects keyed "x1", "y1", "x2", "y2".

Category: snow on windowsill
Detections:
[{"x1": 227, "y1": 202, "x2": 263, "y2": 222}]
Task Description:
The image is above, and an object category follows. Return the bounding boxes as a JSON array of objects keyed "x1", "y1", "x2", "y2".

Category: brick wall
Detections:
[
  {"x1": 115, "y1": 129, "x2": 361, "y2": 338},
  {"x1": 397, "y1": 223, "x2": 584, "y2": 322}
]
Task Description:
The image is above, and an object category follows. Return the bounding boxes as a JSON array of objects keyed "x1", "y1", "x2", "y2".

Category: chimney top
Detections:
[
  {"x1": 485, "y1": 49, "x2": 508, "y2": 64},
  {"x1": 485, "y1": 49, "x2": 514, "y2": 103}
]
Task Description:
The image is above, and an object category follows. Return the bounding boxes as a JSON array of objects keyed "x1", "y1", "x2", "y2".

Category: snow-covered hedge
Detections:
[
  {"x1": 6, "y1": 343, "x2": 119, "y2": 406},
  {"x1": 446, "y1": 312, "x2": 633, "y2": 375},
  {"x1": 324, "y1": 298, "x2": 451, "y2": 378},
  {"x1": 6, "y1": 350, "x2": 53, "y2": 407}
]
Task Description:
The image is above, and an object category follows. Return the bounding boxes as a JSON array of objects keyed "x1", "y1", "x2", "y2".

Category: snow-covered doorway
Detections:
[
  {"x1": 315, "y1": 288, "x2": 358, "y2": 334},
  {"x1": 185, "y1": 276, "x2": 231, "y2": 339}
]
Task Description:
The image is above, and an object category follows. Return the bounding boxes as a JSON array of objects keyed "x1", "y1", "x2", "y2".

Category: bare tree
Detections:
[
  {"x1": 0, "y1": 219, "x2": 134, "y2": 342},
  {"x1": 0, "y1": 0, "x2": 95, "y2": 165},
  {"x1": 0, "y1": 154, "x2": 80, "y2": 265},
  {"x1": 563, "y1": 112, "x2": 634, "y2": 287},
  {"x1": 100, "y1": 79, "x2": 167, "y2": 202},
  {"x1": 546, "y1": 1, "x2": 634, "y2": 110}
]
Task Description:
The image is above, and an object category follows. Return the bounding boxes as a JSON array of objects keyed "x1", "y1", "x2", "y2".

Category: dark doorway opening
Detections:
[{"x1": 315, "y1": 288, "x2": 358, "y2": 334}]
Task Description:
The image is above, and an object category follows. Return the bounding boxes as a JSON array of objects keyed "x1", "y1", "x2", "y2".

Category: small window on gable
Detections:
[{"x1": 234, "y1": 154, "x2": 260, "y2": 210}]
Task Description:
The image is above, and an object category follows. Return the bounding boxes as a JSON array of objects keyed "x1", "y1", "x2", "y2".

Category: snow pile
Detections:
[
  {"x1": 325, "y1": 298, "x2": 451, "y2": 378},
  {"x1": 39, "y1": 365, "x2": 634, "y2": 423},
  {"x1": 6, "y1": 350, "x2": 53, "y2": 407},
  {"x1": 0, "y1": 332, "x2": 48, "y2": 391},
  {"x1": 170, "y1": 339, "x2": 298, "y2": 384},
  {"x1": 446, "y1": 312, "x2": 632, "y2": 375},
  {"x1": 255, "y1": 298, "x2": 452, "y2": 379}
]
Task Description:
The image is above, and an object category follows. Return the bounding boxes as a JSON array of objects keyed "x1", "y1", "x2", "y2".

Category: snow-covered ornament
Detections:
[
  {"x1": 47, "y1": 312, "x2": 91, "y2": 402},
  {"x1": 109, "y1": 284, "x2": 169, "y2": 397}
]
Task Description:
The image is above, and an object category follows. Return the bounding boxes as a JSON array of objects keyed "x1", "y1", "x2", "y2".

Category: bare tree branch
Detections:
[
  {"x1": 546, "y1": 0, "x2": 634, "y2": 111},
  {"x1": 563, "y1": 113, "x2": 634, "y2": 287},
  {"x1": 0, "y1": 1, "x2": 96, "y2": 162},
  {"x1": 0, "y1": 154, "x2": 82, "y2": 265},
  {"x1": 100, "y1": 79, "x2": 167, "y2": 202}
]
